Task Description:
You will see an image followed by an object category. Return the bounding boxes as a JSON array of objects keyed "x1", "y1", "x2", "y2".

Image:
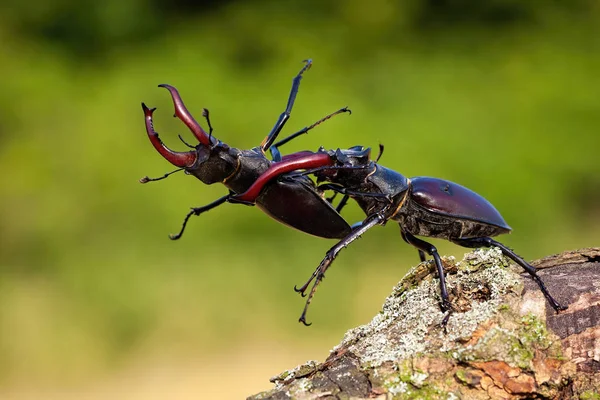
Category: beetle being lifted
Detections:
[
  {"x1": 140, "y1": 60, "x2": 353, "y2": 240},
  {"x1": 231, "y1": 146, "x2": 567, "y2": 325}
]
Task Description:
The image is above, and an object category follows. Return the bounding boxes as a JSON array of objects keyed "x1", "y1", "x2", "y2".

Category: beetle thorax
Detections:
[{"x1": 184, "y1": 144, "x2": 239, "y2": 185}]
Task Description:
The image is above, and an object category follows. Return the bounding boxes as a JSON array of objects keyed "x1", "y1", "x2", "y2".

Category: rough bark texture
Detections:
[{"x1": 248, "y1": 247, "x2": 600, "y2": 400}]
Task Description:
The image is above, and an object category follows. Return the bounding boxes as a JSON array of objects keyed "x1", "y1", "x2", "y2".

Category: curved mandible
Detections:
[
  {"x1": 142, "y1": 103, "x2": 197, "y2": 168},
  {"x1": 231, "y1": 152, "x2": 334, "y2": 203},
  {"x1": 158, "y1": 84, "x2": 212, "y2": 146}
]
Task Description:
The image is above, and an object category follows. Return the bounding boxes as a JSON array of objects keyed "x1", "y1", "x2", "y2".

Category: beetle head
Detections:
[
  {"x1": 313, "y1": 146, "x2": 374, "y2": 185},
  {"x1": 142, "y1": 84, "x2": 227, "y2": 172},
  {"x1": 334, "y1": 146, "x2": 372, "y2": 167}
]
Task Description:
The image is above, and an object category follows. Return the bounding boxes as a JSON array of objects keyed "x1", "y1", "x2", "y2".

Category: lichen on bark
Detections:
[{"x1": 249, "y1": 247, "x2": 600, "y2": 399}]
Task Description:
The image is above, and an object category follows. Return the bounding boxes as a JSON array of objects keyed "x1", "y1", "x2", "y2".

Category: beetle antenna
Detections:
[
  {"x1": 271, "y1": 106, "x2": 352, "y2": 150},
  {"x1": 202, "y1": 108, "x2": 215, "y2": 146},
  {"x1": 140, "y1": 168, "x2": 184, "y2": 183},
  {"x1": 375, "y1": 143, "x2": 384, "y2": 163}
]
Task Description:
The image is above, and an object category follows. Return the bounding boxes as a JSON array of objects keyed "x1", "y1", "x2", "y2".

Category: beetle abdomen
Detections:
[{"x1": 396, "y1": 177, "x2": 511, "y2": 239}]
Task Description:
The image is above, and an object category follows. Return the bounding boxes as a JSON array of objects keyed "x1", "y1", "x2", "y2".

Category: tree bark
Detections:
[{"x1": 248, "y1": 247, "x2": 600, "y2": 399}]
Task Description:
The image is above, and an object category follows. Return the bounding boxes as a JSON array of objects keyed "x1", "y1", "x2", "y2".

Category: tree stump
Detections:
[{"x1": 248, "y1": 247, "x2": 600, "y2": 399}]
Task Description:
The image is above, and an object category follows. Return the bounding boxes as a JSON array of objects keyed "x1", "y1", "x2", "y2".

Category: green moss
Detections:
[
  {"x1": 580, "y1": 391, "x2": 600, "y2": 400},
  {"x1": 381, "y1": 360, "x2": 455, "y2": 400},
  {"x1": 397, "y1": 359, "x2": 414, "y2": 383},
  {"x1": 518, "y1": 313, "x2": 567, "y2": 360},
  {"x1": 519, "y1": 314, "x2": 552, "y2": 350},
  {"x1": 384, "y1": 373, "x2": 451, "y2": 399},
  {"x1": 452, "y1": 313, "x2": 565, "y2": 372},
  {"x1": 455, "y1": 369, "x2": 468, "y2": 384},
  {"x1": 508, "y1": 339, "x2": 535, "y2": 370},
  {"x1": 273, "y1": 370, "x2": 291, "y2": 381},
  {"x1": 455, "y1": 326, "x2": 534, "y2": 369}
]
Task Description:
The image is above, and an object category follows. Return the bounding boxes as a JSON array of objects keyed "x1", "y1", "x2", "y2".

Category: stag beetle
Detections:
[
  {"x1": 140, "y1": 60, "x2": 354, "y2": 240},
  {"x1": 231, "y1": 147, "x2": 567, "y2": 325}
]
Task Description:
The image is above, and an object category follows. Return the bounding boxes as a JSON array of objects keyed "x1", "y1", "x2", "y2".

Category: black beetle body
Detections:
[
  {"x1": 234, "y1": 146, "x2": 566, "y2": 325},
  {"x1": 140, "y1": 60, "x2": 352, "y2": 240},
  {"x1": 140, "y1": 61, "x2": 566, "y2": 326},
  {"x1": 187, "y1": 144, "x2": 351, "y2": 239}
]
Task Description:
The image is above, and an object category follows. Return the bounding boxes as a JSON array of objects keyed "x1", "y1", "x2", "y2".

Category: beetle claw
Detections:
[
  {"x1": 554, "y1": 303, "x2": 568, "y2": 312},
  {"x1": 293, "y1": 285, "x2": 308, "y2": 297},
  {"x1": 141, "y1": 103, "x2": 197, "y2": 168},
  {"x1": 158, "y1": 84, "x2": 211, "y2": 146},
  {"x1": 441, "y1": 311, "x2": 452, "y2": 328},
  {"x1": 440, "y1": 298, "x2": 452, "y2": 312}
]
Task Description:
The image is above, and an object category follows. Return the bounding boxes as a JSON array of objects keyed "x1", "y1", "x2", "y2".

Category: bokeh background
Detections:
[{"x1": 1, "y1": 0, "x2": 599, "y2": 398}]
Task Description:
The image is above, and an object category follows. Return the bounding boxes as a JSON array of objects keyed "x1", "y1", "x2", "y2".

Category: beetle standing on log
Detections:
[
  {"x1": 140, "y1": 60, "x2": 567, "y2": 326},
  {"x1": 230, "y1": 147, "x2": 568, "y2": 325}
]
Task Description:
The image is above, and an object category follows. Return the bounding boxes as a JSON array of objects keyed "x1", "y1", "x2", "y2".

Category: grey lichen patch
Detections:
[
  {"x1": 463, "y1": 247, "x2": 510, "y2": 271},
  {"x1": 332, "y1": 247, "x2": 523, "y2": 367},
  {"x1": 385, "y1": 375, "x2": 409, "y2": 396},
  {"x1": 250, "y1": 248, "x2": 597, "y2": 399},
  {"x1": 383, "y1": 372, "x2": 455, "y2": 400},
  {"x1": 270, "y1": 360, "x2": 319, "y2": 386},
  {"x1": 290, "y1": 378, "x2": 312, "y2": 395},
  {"x1": 260, "y1": 377, "x2": 318, "y2": 400}
]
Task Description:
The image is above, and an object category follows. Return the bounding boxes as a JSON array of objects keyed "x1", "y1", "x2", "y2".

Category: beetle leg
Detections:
[
  {"x1": 318, "y1": 183, "x2": 393, "y2": 202},
  {"x1": 401, "y1": 230, "x2": 453, "y2": 318},
  {"x1": 399, "y1": 229, "x2": 435, "y2": 283},
  {"x1": 269, "y1": 106, "x2": 352, "y2": 160},
  {"x1": 335, "y1": 195, "x2": 350, "y2": 213},
  {"x1": 260, "y1": 59, "x2": 312, "y2": 152},
  {"x1": 283, "y1": 164, "x2": 370, "y2": 180},
  {"x1": 322, "y1": 192, "x2": 349, "y2": 216},
  {"x1": 452, "y1": 237, "x2": 568, "y2": 312},
  {"x1": 169, "y1": 194, "x2": 230, "y2": 240},
  {"x1": 326, "y1": 191, "x2": 338, "y2": 203},
  {"x1": 297, "y1": 212, "x2": 385, "y2": 326}
]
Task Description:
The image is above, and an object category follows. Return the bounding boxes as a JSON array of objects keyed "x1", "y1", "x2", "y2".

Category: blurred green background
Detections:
[{"x1": 1, "y1": 0, "x2": 599, "y2": 398}]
